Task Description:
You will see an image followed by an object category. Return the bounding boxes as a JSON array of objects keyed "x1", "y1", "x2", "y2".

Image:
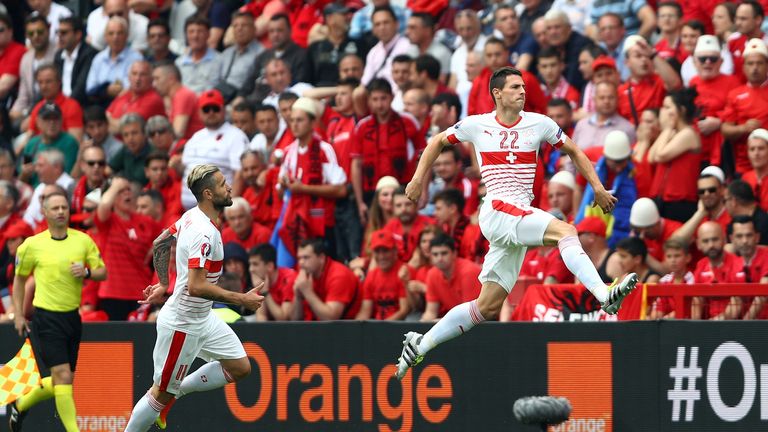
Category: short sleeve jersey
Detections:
[
  {"x1": 445, "y1": 111, "x2": 565, "y2": 207},
  {"x1": 15, "y1": 229, "x2": 104, "y2": 312},
  {"x1": 159, "y1": 207, "x2": 224, "y2": 331}
]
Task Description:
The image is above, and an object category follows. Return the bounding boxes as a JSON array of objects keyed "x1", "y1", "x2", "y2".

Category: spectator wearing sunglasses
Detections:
[
  {"x1": 179, "y1": 89, "x2": 248, "y2": 209},
  {"x1": 71, "y1": 146, "x2": 107, "y2": 215}
]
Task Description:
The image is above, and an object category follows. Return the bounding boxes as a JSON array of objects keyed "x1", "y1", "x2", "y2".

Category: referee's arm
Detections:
[{"x1": 11, "y1": 274, "x2": 30, "y2": 336}]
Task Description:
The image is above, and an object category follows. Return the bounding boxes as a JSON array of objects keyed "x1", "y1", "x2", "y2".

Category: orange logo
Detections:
[
  {"x1": 547, "y1": 342, "x2": 612, "y2": 432},
  {"x1": 74, "y1": 342, "x2": 134, "y2": 432}
]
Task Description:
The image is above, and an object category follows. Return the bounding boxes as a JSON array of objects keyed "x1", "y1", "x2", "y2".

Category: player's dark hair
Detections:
[
  {"x1": 250, "y1": 243, "x2": 277, "y2": 265},
  {"x1": 367, "y1": 78, "x2": 393, "y2": 95},
  {"x1": 415, "y1": 54, "x2": 440, "y2": 81},
  {"x1": 429, "y1": 233, "x2": 456, "y2": 251},
  {"x1": 489, "y1": 66, "x2": 523, "y2": 103},
  {"x1": 728, "y1": 180, "x2": 756, "y2": 204},
  {"x1": 299, "y1": 238, "x2": 327, "y2": 256},
  {"x1": 616, "y1": 237, "x2": 648, "y2": 261},
  {"x1": 433, "y1": 188, "x2": 466, "y2": 214},
  {"x1": 188, "y1": 165, "x2": 220, "y2": 201}
]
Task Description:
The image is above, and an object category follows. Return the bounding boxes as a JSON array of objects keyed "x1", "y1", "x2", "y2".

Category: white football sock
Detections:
[
  {"x1": 124, "y1": 392, "x2": 164, "y2": 432},
  {"x1": 558, "y1": 235, "x2": 608, "y2": 302},
  {"x1": 177, "y1": 361, "x2": 233, "y2": 397},
  {"x1": 417, "y1": 300, "x2": 485, "y2": 356}
]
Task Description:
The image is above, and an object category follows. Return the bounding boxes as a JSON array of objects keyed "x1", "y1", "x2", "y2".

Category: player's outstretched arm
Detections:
[
  {"x1": 406, "y1": 131, "x2": 452, "y2": 203},
  {"x1": 559, "y1": 137, "x2": 617, "y2": 213},
  {"x1": 188, "y1": 268, "x2": 265, "y2": 311}
]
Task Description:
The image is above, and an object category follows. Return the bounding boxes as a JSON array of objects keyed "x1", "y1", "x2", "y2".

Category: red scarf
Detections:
[
  {"x1": 278, "y1": 138, "x2": 326, "y2": 255},
  {"x1": 357, "y1": 112, "x2": 410, "y2": 191}
]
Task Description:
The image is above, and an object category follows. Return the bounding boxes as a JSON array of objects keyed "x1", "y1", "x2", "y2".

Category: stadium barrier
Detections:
[{"x1": 1, "y1": 321, "x2": 768, "y2": 432}]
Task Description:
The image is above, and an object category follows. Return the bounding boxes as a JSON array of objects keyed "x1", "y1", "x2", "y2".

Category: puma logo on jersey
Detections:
[{"x1": 483, "y1": 130, "x2": 492, "y2": 137}]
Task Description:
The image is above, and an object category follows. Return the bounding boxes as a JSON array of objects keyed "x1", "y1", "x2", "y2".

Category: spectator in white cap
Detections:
[
  {"x1": 617, "y1": 34, "x2": 682, "y2": 125},
  {"x1": 571, "y1": 81, "x2": 636, "y2": 150},
  {"x1": 721, "y1": 37, "x2": 768, "y2": 175},
  {"x1": 575, "y1": 130, "x2": 637, "y2": 248},
  {"x1": 629, "y1": 197, "x2": 682, "y2": 273},
  {"x1": 681, "y1": 33, "x2": 734, "y2": 86},
  {"x1": 276, "y1": 96, "x2": 347, "y2": 258},
  {"x1": 743, "y1": 128, "x2": 768, "y2": 210},
  {"x1": 547, "y1": 171, "x2": 576, "y2": 221},
  {"x1": 648, "y1": 87, "x2": 701, "y2": 222},
  {"x1": 667, "y1": 166, "x2": 732, "y2": 245},
  {"x1": 687, "y1": 36, "x2": 742, "y2": 167}
]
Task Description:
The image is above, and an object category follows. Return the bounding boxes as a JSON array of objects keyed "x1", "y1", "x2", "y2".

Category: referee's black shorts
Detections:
[{"x1": 29, "y1": 308, "x2": 82, "y2": 373}]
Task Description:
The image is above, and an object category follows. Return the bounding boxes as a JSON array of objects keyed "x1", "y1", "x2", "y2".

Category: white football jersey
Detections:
[
  {"x1": 158, "y1": 207, "x2": 224, "y2": 331},
  {"x1": 445, "y1": 111, "x2": 565, "y2": 207}
]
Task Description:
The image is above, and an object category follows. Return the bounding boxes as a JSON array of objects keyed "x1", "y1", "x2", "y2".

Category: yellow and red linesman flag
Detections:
[{"x1": 0, "y1": 338, "x2": 41, "y2": 406}]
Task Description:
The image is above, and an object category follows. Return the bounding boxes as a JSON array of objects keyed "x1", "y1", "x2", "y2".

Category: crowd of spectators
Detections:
[{"x1": 1, "y1": 0, "x2": 768, "y2": 323}]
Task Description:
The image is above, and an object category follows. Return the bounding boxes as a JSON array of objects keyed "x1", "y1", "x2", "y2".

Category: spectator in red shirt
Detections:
[
  {"x1": 360, "y1": 176, "x2": 399, "y2": 259},
  {"x1": 151, "y1": 62, "x2": 204, "y2": 140},
  {"x1": 649, "y1": 237, "x2": 694, "y2": 319},
  {"x1": 143, "y1": 152, "x2": 183, "y2": 228},
  {"x1": 26, "y1": 64, "x2": 84, "y2": 141},
  {"x1": 732, "y1": 216, "x2": 768, "y2": 319},
  {"x1": 727, "y1": 1, "x2": 768, "y2": 82},
  {"x1": 742, "y1": 128, "x2": 768, "y2": 211},
  {"x1": 384, "y1": 186, "x2": 435, "y2": 261},
  {"x1": 351, "y1": 78, "x2": 427, "y2": 210},
  {"x1": 0, "y1": 13, "x2": 27, "y2": 101},
  {"x1": 402, "y1": 87, "x2": 431, "y2": 140},
  {"x1": 290, "y1": 238, "x2": 360, "y2": 321},
  {"x1": 356, "y1": 230, "x2": 409, "y2": 320},
  {"x1": 721, "y1": 38, "x2": 768, "y2": 174},
  {"x1": 411, "y1": 54, "x2": 453, "y2": 100},
  {"x1": 426, "y1": 146, "x2": 480, "y2": 217},
  {"x1": 689, "y1": 35, "x2": 742, "y2": 166},
  {"x1": 655, "y1": 2, "x2": 687, "y2": 66},
  {"x1": 648, "y1": 88, "x2": 702, "y2": 223},
  {"x1": 433, "y1": 188, "x2": 485, "y2": 262},
  {"x1": 249, "y1": 243, "x2": 295, "y2": 321},
  {"x1": 618, "y1": 35, "x2": 681, "y2": 125},
  {"x1": 400, "y1": 224, "x2": 441, "y2": 317},
  {"x1": 670, "y1": 167, "x2": 733, "y2": 246},
  {"x1": 107, "y1": 60, "x2": 165, "y2": 135},
  {"x1": 136, "y1": 189, "x2": 165, "y2": 224},
  {"x1": 723, "y1": 180, "x2": 768, "y2": 245},
  {"x1": 630, "y1": 197, "x2": 683, "y2": 273},
  {"x1": 95, "y1": 176, "x2": 161, "y2": 320},
  {"x1": 71, "y1": 146, "x2": 107, "y2": 216},
  {"x1": 422, "y1": 233, "x2": 482, "y2": 321},
  {"x1": 239, "y1": 150, "x2": 275, "y2": 227},
  {"x1": 538, "y1": 47, "x2": 581, "y2": 109},
  {"x1": 468, "y1": 38, "x2": 547, "y2": 116},
  {"x1": 222, "y1": 197, "x2": 272, "y2": 251},
  {"x1": 692, "y1": 221, "x2": 746, "y2": 320}
]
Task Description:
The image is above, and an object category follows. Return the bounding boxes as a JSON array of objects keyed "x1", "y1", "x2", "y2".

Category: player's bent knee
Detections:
[
  {"x1": 223, "y1": 358, "x2": 251, "y2": 381},
  {"x1": 544, "y1": 218, "x2": 577, "y2": 245},
  {"x1": 149, "y1": 386, "x2": 175, "y2": 405}
]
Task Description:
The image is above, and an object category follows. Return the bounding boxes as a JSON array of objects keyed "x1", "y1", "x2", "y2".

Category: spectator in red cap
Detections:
[
  {"x1": 356, "y1": 230, "x2": 409, "y2": 320},
  {"x1": 422, "y1": 233, "x2": 481, "y2": 321},
  {"x1": 180, "y1": 89, "x2": 248, "y2": 209},
  {"x1": 743, "y1": 129, "x2": 768, "y2": 211},
  {"x1": 721, "y1": 38, "x2": 768, "y2": 175}
]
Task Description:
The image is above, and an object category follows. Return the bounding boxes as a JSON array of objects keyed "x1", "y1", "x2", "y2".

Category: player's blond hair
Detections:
[{"x1": 187, "y1": 164, "x2": 220, "y2": 201}]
